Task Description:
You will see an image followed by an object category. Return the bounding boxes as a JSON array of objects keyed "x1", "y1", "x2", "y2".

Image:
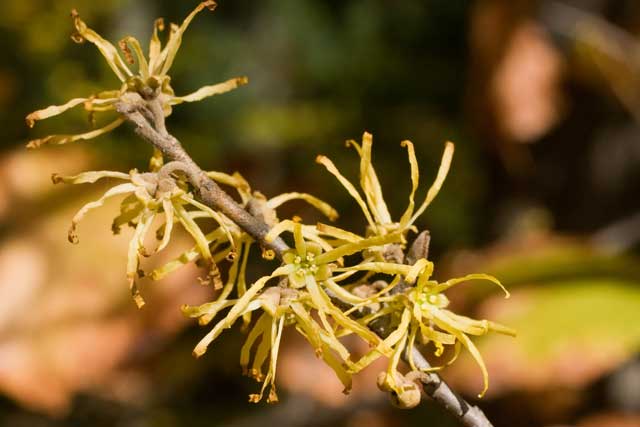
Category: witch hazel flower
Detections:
[{"x1": 26, "y1": 1, "x2": 246, "y2": 148}]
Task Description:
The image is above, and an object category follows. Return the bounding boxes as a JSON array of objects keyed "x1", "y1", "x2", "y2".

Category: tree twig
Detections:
[{"x1": 115, "y1": 93, "x2": 494, "y2": 427}]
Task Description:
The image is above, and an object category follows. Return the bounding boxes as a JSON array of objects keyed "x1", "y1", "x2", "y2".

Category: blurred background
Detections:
[{"x1": 0, "y1": 0, "x2": 639, "y2": 426}]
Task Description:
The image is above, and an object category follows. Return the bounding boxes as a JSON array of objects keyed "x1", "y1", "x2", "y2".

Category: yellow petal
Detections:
[
  {"x1": 148, "y1": 18, "x2": 165, "y2": 73},
  {"x1": 409, "y1": 142, "x2": 454, "y2": 226},
  {"x1": 171, "y1": 77, "x2": 248, "y2": 105},
  {"x1": 293, "y1": 221, "x2": 306, "y2": 258},
  {"x1": 156, "y1": 1, "x2": 218, "y2": 76},
  {"x1": 266, "y1": 192, "x2": 338, "y2": 221},
  {"x1": 68, "y1": 183, "x2": 137, "y2": 244},
  {"x1": 156, "y1": 199, "x2": 175, "y2": 252},
  {"x1": 71, "y1": 9, "x2": 132, "y2": 82},
  {"x1": 315, "y1": 232, "x2": 403, "y2": 265},
  {"x1": 192, "y1": 265, "x2": 293, "y2": 357},
  {"x1": 315, "y1": 223, "x2": 363, "y2": 242},
  {"x1": 127, "y1": 211, "x2": 154, "y2": 308},
  {"x1": 52, "y1": 170, "x2": 130, "y2": 185},
  {"x1": 26, "y1": 98, "x2": 88, "y2": 128},
  {"x1": 354, "y1": 132, "x2": 392, "y2": 225},
  {"x1": 27, "y1": 118, "x2": 125, "y2": 149},
  {"x1": 399, "y1": 140, "x2": 419, "y2": 227},
  {"x1": 240, "y1": 312, "x2": 270, "y2": 374},
  {"x1": 432, "y1": 273, "x2": 510, "y2": 298},
  {"x1": 181, "y1": 194, "x2": 236, "y2": 251},
  {"x1": 316, "y1": 154, "x2": 377, "y2": 232}
]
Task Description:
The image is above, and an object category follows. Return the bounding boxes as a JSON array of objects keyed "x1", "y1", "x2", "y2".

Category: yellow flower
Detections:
[
  {"x1": 348, "y1": 265, "x2": 515, "y2": 398},
  {"x1": 157, "y1": 171, "x2": 340, "y2": 330},
  {"x1": 187, "y1": 221, "x2": 407, "y2": 402},
  {"x1": 316, "y1": 132, "x2": 454, "y2": 242},
  {"x1": 54, "y1": 166, "x2": 235, "y2": 307},
  {"x1": 25, "y1": 1, "x2": 247, "y2": 148}
]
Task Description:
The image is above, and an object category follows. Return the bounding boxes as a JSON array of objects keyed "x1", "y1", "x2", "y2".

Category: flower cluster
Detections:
[
  {"x1": 28, "y1": 1, "x2": 515, "y2": 408},
  {"x1": 25, "y1": 1, "x2": 246, "y2": 148}
]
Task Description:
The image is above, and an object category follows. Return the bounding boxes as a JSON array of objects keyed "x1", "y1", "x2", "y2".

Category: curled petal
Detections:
[
  {"x1": 290, "y1": 302, "x2": 353, "y2": 393},
  {"x1": 306, "y1": 275, "x2": 381, "y2": 347},
  {"x1": 27, "y1": 118, "x2": 125, "y2": 149},
  {"x1": 293, "y1": 221, "x2": 306, "y2": 258},
  {"x1": 408, "y1": 142, "x2": 454, "y2": 226},
  {"x1": 315, "y1": 223, "x2": 363, "y2": 242},
  {"x1": 26, "y1": 98, "x2": 88, "y2": 128},
  {"x1": 52, "y1": 170, "x2": 130, "y2": 185},
  {"x1": 156, "y1": 199, "x2": 174, "y2": 252},
  {"x1": 71, "y1": 9, "x2": 133, "y2": 82},
  {"x1": 335, "y1": 261, "x2": 412, "y2": 278},
  {"x1": 315, "y1": 232, "x2": 403, "y2": 265},
  {"x1": 207, "y1": 170, "x2": 251, "y2": 194},
  {"x1": 192, "y1": 264, "x2": 293, "y2": 358},
  {"x1": 316, "y1": 154, "x2": 378, "y2": 232},
  {"x1": 350, "y1": 309, "x2": 412, "y2": 373},
  {"x1": 267, "y1": 192, "x2": 338, "y2": 221},
  {"x1": 155, "y1": 1, "x2": 218, "y2": 76},
  {"x1": 240, "y1": 312, "x2": 271, "y2": 375},
  {"x1": 68, "y1": 183, "x2": 137, "y2": 243},
  {"x1": 150, "y1": 228, "x2": 229, "y2": 280},
  {"x1": 148, "y1": 18, "x2": 165, "y2": 73},
  {"x1": 126, "y1": 212, "x2": 155, "y2": 308},
  {"x1": 112, "y1": 194, "x2": 144, "y2": 235},
  {"x1": 351, "y1": 132, "x2": 392, "y2": 224},
  {"x1": 173, "y1": 202, "x2": 214, "y2": 261},
  {"x1": 399, "y1": 140, "x2": 419, "y2": 227},
  {"x1": 431, "y1": 273, "x2": 510, "y2": 298},
  {"x1": 322, "y1": 279, "x2": 367, "y2": 305},
  {"x1": 171, "y1": 77, "x2": 248, "y2": 105},
  {"x1": 405, "y1": 258, "x2": 432, "y2": 285},
  {"x1": 181, "y1": 194, "x2": 236, "y2": 251}
]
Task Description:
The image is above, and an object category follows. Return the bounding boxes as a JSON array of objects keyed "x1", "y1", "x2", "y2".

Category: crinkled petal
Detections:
[
  {"x1": 316, "y1": 154, "x2": 377, "y2": 232},
  {"x1": 71, "y1": 10, "x2": 132, "y2": 82},
  {"x1": 315, "y1": 232, "x2": 403, "y2": 265},
  {"x1": 148, "y1": 18, "x2": 165, "y2": 73},
  {"x1": 171, "y1": 77, "x2": 248, "y2": 105},
  {"x1": 240, "y1": 312, "x2": 271, "y2": 374},
  {"x1": 352, "y1": 132, "x2": 392, "y2": 224},
  {"x1": 192, "y1": 265, "x2": 293, "y2": 357},
  {"x1": 181, "y1": 194, "x2": 236, "y2": 251},
  {"x1": 432, "y1": 273, "x2": 510, "y2": 298},
  {"x1": 27, "y1": 118, "x2": 125, "y2": 149},
  {"x1": 26, "y1": 98, "x2": 88, "y2": 128},
  {"x1": 127, "y1": 211, "x2": 154, "y2": 308},
  {"x1": 68, "y1": 183, "x2": 137, "y2": 243},
  {"x1": 156, "y1": 199, "x2": 174, "y2": 252},
  {"x1": 156, "y1": 1, "x2": 217, "y2": 76},
  {"x1": 112, "y1": 194, "x2": 144, "y2": 235},
  {"x1": 267, "y1": 192, "x2": 338, "y2": 221},
  {"x1": 315, "y1": 223, "x2": 363, "y2": 242},
  {"x1": 409, "y1": 142, "x2": 454, "y2": 226},
  {"x1": 52, "y1": 170, "x2": 130, "y2": 185},
  {"x1": 399, "y1": 140, "x2": 419, "y2": 227}
]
